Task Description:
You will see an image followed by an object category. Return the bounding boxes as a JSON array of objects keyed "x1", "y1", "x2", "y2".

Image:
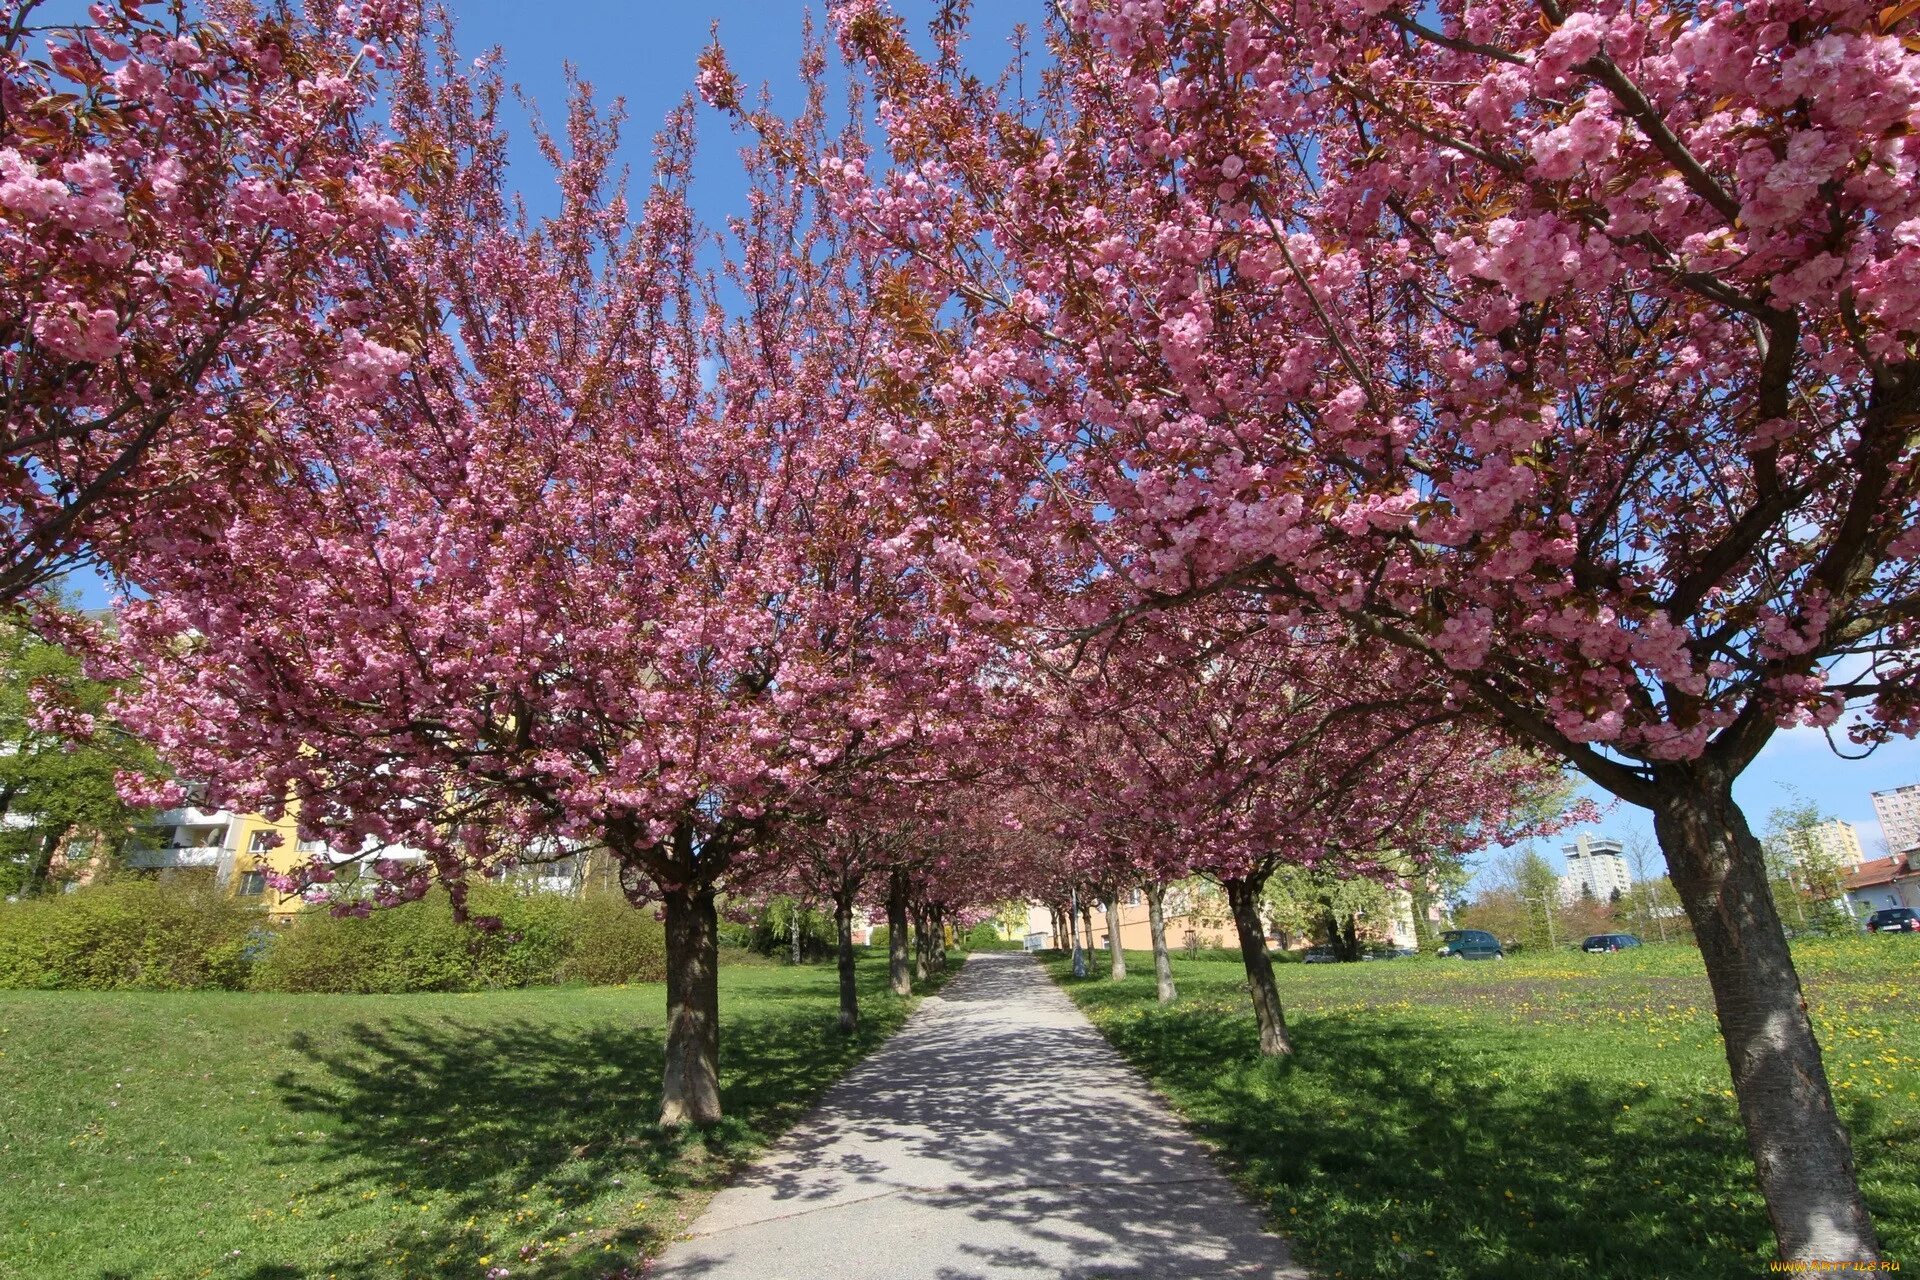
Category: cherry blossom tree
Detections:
[
  {"x1": 1, "y1": 0, "x2": 414, "y2": 609},
  {"x1": 1033, "y1": 605, "x2": 1558, "y2": 1053},
  {"x1": 779, "y1": 795, "x2": 952, "y2": 1031},
  {"x1": 829, "y1": 0, "x2": 1920, "y2": 1254},
  {"x1": 111, "y1": 36, "x2": 991, "y2": 1127}
]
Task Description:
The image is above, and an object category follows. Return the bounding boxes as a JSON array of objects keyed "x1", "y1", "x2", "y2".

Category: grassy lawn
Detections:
[
  {"x1": 1050, "y1": 939, "x2": 1920, "y2": 1280},
  {"x1": 0, "y1": 954, "x2": 924, "y2": 1280}
]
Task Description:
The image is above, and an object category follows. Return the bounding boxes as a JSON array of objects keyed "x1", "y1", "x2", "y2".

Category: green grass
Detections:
[
  {"x1": 0, "y1": 954, "x2": 929, "y2": 1280},
  {"x1": 1050, "y1": 939, "x2": 1920, "y2": 1280}
]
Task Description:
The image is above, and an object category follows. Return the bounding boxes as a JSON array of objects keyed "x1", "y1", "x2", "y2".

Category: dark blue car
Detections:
[{"x1": 1437, "y1": 929, "x2": 1504, "y2": 960}]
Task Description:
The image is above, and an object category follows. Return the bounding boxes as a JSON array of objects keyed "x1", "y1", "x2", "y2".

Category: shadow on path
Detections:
[{"x1": 654, "y1": 953, "x2": 1305, "y2": 1279}]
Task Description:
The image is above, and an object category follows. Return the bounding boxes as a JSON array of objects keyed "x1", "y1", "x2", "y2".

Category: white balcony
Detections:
[
  {"x1": 124, "y1": 844, "x2": 227, "y2": 870},
  {"x1": 155, "y1": 806, "x2": 236, "y2": 828}
]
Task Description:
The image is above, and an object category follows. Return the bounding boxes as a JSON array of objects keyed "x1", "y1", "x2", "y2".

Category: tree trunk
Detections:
[
  {"x1": 834, "y1": 895, "x2": 858, "y2": 1034},
  {"x1": 1409, "y1": 876, "x2": 1437, "y2": 950},
  {"x1": 912, "y1": 905, "x2": 930, "y2": 982},
  {"x1": 887, "y1": 866, "x2": 912, "y2": 996},
  {"x1": 1106, "y1": 892, "x2": 1127, "y2": 979},
  {"x1": 659, "y1": 886, "x2": 722, "y2": 1128},
  {"x1": 790, "y1": 902, "x2": 802, "y2": 966},
  {"x1": 1225, "y1": 875, "x2": 1290, "y2": 1056},
  {"x1": 1051, "y1": 904, "x2": 1067, "y2": 950},
  {"x1": 930, "y1": 905, "x2": 948, "y2": 970},
  {"x1": 1078, "y1": 901, "x2": 1095, "y2": 960},
  {"x1": 23, "y1": 824, "x2": 69, "y2": 895},
  {"x1": 1146, "y1": 881, "x2": 1176, "y2": 1003},
  {"x1": 1653, "y1": 774, "x2": 1878, "y2": 1261}
]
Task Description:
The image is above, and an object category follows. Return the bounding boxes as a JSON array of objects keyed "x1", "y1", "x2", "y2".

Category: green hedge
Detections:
[
  {"x1": 0, "y1": 880, "x2": 668, "y2": 993},
  {"x1": 0, "y1": 879, "x2": 254, "y2": 990},
  {"x1": 963, "y1": 923, "x2": 1024, "y2": 951},
  {"x1": 250, "y1": 886, "x2": 665, "y2": 993}
]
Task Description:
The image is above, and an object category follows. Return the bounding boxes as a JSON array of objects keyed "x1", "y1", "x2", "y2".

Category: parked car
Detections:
[
  {"x1": 1436, "y1": 929, "x2": 1504, "y2": 960},
  {"x1": 1582, "y1": 933, "x2": 1642, "y2": 953},
  {"x1": 1302, "y1": 946, "x2": 1340, "y2": 964},
  {"x1": 1866, "y1": 907, "x2": 1920, "y2": 934}
]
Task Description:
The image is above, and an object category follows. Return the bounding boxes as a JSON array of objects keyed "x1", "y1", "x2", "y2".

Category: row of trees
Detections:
[{"x1": 3, "y1": 0, "x2": 1915, "y2": 1261}]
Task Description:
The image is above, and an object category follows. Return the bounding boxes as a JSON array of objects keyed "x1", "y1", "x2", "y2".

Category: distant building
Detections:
[
  {"x1": 1042, "y1": 886, "x2": 1237, "y2": 953},
  {"x1": 1789, "y1": 819, "x2": 1866, "y2": 870},
  {"x1": 1872, "y1": 782, "x2": 1920, "y2": 855},
  {"x1": 1560, "y1": 834, "x2": 1632, "y2": 904},
  {"x1": 1842, "y1": 853, "x2": 1920, "y2": 918},
  {"x1": 125, "y1": 803, "x2": 428, "y2": 920}
]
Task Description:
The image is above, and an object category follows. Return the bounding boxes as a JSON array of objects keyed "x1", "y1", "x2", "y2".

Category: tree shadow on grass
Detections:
[
  {"x1": 250, "y1": 991, "x2": 908, "y2": 1280},
  {"x1": 1090, "y1": 1002, "x2": 1783, "y2": 1280}
]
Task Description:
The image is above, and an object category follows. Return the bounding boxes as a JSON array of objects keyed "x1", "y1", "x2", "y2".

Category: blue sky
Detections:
[{"x1": 49, "y1": 0, "x2": 1920, "y2": 879}]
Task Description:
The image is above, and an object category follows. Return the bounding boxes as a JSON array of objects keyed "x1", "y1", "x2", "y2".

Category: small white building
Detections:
[{"x1": 1843, "y1": 853, "x2": 1920, "y2": 918}]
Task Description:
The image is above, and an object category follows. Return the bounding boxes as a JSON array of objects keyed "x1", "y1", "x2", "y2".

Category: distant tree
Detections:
[
  {"x1": 1263, "y1": 864, "x2": 1392, "y2": 960},
  {"x1": 0, "y1": 614, "x2": 160, "y2": 894},
  {"x1": 1763, "y1": 800, "x2": 1857, "y2": 936},
  {"x1": 1493, "y1": 848, "x2": 1566, "y2": 953}
]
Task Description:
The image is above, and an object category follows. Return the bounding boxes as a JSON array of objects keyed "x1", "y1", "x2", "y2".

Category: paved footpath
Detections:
[{"x1": 652, "y1": 951, "x2": 1308, "y2": 1280}]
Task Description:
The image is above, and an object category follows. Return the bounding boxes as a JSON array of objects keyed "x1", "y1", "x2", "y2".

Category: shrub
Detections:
[
  {"x1": 961, "y1": 922, "x2": 1022, "y2": 951},
  {"x1": 251, "y1": 886, "x2": 663, "y2": 993},
  {"x1": 0, "y1": 878, "x2": 253, "y2": 990},
  {"x1": 741, "y1": 896, "x2": 838, "y2": 962},
  {"x1": 558, "y1": 890, "x2": 667, "y2": 985}
]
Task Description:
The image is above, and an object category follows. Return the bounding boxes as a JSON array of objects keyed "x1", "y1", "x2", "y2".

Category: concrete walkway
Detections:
[{"x1": 652, "y1": 951, "x2": 1308, "y2": 1280}]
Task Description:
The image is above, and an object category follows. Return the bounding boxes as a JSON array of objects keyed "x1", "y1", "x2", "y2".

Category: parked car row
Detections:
[{"x1": 1280, "y1": 911, "x2": 1918, "y2": 964}]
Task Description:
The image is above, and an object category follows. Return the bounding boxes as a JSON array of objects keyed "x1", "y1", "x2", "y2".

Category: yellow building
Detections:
[
  {"x1": 124, "y1": 804, "x2": 418, "y2": 918},
  {"x1": 1013, "y1": 886, "x2": 1238, "y2": 952}
]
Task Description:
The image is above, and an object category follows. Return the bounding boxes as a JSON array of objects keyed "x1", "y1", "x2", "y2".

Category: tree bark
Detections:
[
  {"x1": 1106, "y1": 891, "x2": 1127, "y2": 979},
  {"x1": 930, "y1": 904, "x2": 948, "y2": 970},
  {"x1": 834, "y1": 895, "x2": 858, "y2": 1034},
  {"x1": 1653, "y1": 774, "x2": 1879, "y2": 1261},
  {"x1": 1078, "y1": 901, "x2": 1095, "y2": 960},
  {"x1": 1225, "y1": 875, "x2": 1291, "y2": 1056},
  {"x1": 23, "y1": 824, "x2": 69, "y2": 895},
  {"x1": 1146, "y1": 881, "x2": 1176, "y2": 1003},
  {"x1": 1409, "y1": 876, "x2": 1437, "y2": 950},
  {"x1": 912, "y1": 905, "x2": 930, "y2": 982},
  {"x1": 659, "y1": 886, "x2": 722, "y2": 1127},
  {"x1": 887, "y1": 866, "x2": 912, "y2": 996}
]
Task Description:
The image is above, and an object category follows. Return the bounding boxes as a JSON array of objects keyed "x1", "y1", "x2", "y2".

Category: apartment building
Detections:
[
  {"x1": 1871, "y1": 782, "x2": 1920, "y2": 855},
  {"x1": 1560, "y1": 834, "x2": 1633, "y2": 903},
  {"x1": 124, "y1": 804, "x2": 425, "y2": 919},
  {"x1": 1790, "y1": 819, "x2": 1866, "y2": 870}
]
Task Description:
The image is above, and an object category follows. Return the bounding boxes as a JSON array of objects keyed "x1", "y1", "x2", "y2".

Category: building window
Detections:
[
  {"x1": 248, "y1": 831, "x2": 281, "y2": 855},
  {"x1": 238, "y1": 871, "x2": 267, "y2": 896}
]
